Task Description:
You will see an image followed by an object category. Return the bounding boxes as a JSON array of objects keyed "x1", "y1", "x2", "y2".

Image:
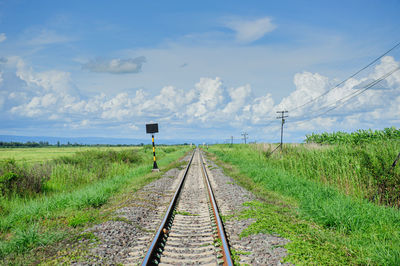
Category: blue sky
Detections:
[{"x1": 0, "y1": 0, "x2": 400, "y2": 143}]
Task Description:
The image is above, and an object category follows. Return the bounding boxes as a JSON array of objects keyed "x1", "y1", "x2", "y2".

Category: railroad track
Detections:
[{"x1": 141, "y1": 148, "x2": 233, "y2": 265}]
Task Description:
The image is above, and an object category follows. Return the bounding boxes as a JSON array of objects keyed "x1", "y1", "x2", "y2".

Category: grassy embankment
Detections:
[
  {"x1": 207, "y1": 138, "x2": 400, "y2": 265},
  {"x1": 0, "y1": 145, "x2": 192, "y2": 263}
]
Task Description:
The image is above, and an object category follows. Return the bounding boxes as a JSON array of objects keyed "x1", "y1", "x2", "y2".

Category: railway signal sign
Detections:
[
  {"x1": 146, "y1": 123, "x2": 159, "y2": 134},
  {"x1": 146, "y1": 123, "x2": 159, "y2": 172}
]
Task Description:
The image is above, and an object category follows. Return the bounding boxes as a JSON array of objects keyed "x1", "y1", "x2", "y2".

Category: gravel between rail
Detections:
[{"x1": 48, "y1": 150, "x2": 290, "y2": 265}]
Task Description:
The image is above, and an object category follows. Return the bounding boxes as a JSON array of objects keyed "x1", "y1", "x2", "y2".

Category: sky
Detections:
[{"x1": 0, "y1": 0, "x2": 400, "y2": 143}]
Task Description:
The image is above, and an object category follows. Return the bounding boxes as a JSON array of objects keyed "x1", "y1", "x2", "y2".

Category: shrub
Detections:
[
  {"x1": 0, "y1": 160, "x2": 51, "y2": 197},
  {"x1": 54, "y1": 149, "x2": 142, "y2": 168},
  {"x1": 161, "y1": 147, "x2": 177, "y2": 153}
]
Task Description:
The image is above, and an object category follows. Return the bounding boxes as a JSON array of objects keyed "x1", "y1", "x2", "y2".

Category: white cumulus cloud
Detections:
[
  {"x1": 223, "y1": 84, "x2": 251, "y2": 114},
  {"x1": 249, "y1": 93, "x2": 275, "y2": 124},
  {"x1": 224, "y1": 17, "x2": 276, "y2": 43},
  {"x1": 277, "y1": 71, "x2": 330, "y2": 116},
  {"x1": 186, "y1": 77, "x2": 225, "y2": 121}
]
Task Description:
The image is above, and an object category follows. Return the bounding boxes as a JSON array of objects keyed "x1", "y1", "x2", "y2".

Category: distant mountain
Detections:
[{"x1": 0, "y1": 135, "x2": 213, "y2": 145}]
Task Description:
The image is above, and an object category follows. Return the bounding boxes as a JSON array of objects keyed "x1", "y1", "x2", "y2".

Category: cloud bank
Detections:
[{"x1": 1, "y1": 56, "x2": 399, "y2": 140}]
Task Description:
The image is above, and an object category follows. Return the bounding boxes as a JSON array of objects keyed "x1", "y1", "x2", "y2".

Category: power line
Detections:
[
  {"x1": 315, "y1": 66, "x2": 400, "y2": 116},
  {"x1": 249, "y1": 42, "x2": 400, "y2": 141},
  {"x1": 289, "y1": 41, "x2": 400, "y2": 113},
  {"x1": 290, "y1": 66, "x2": 400, "y2": 125},
  {"x1": 292, "y1": 66, "x2": 400, "y2": 125}
]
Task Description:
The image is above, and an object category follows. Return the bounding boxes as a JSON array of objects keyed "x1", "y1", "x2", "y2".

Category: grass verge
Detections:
[{"x1": 206, "y1": 145, "x2": 400, "y2": 265}]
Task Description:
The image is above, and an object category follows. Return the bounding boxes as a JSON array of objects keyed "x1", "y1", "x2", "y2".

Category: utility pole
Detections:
[
  {"x1": 231, "y1": 136, "x2": 233, "y2": 146},
  {"x1": 391, "y1": 151, "x2": 400, "y2": 171},
  {"x1": 276, "y1": 111, "x2": 288, "y2": 151},
  {"x1": 241, "y1": 132, "x2": 248, "y2": 144}
]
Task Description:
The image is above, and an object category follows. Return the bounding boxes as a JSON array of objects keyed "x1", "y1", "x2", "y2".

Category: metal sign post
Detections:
[{"x1": 146, "y1": 123, "x2": 159, "y2": 172}]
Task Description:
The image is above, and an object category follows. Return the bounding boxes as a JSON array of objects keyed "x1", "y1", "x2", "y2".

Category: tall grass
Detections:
[
  {"x1": 46, "y1": 149, "x2": 142, "y2": 193},
  {"x1": 0, "y1": 145, "x2": 192, "y2": 261},
  {"x1": 257, "y1": 141, "x2": 400, "y2": 207},
  {"x1": 0, "y1": 149, "x2": 143, "y2": 197},
  {"x1": 208, "y1": 144, "x2": 400, "y2": 265},
  {"x1": 306, "y1": 127, "x2": 400, "y2": 144}
]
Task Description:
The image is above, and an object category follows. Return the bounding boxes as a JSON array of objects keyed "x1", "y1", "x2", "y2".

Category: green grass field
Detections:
[{"x1": 0, "y1": 146, "x2": 138, "y2": 164}]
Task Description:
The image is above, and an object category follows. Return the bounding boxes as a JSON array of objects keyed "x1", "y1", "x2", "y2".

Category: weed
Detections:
[
  {"x1": 74, "y1": 232, "x2": 98, "y2": 242},
  {"x1": 230, "y1": 247, "x2": 251, "y2": 265},
  {"x1": 213, "y1": 238, "x2": 222, "y2": 247},
  {"x1": 176, "y1": 211, "x2": 198, "y2": 216},
  {"x1": 67, "y1": 212, "x2": 96, "y2": 228},
  {"x1": 110, "y1": 216, "x2": 133, "y2": 225}
]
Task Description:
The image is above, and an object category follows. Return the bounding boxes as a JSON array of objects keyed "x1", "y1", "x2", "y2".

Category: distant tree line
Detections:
[
  {"x1": 0, "y1": 141, "x2": 51, "y2": 148},
  {"x1": 0, "y1": 141, "x2": 191, "y2": 148}
]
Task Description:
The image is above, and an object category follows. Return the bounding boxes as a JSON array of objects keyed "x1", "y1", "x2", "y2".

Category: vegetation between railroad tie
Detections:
[
  {"x1": 0, "y1": 145, "x2": 192, "y2": 264},
  {"x1": 206, "y1": 139, "x2": 400, "y2": 265}
]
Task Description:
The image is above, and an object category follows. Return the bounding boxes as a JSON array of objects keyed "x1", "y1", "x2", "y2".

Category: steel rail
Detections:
[
  {"x1": 199, "y1": 150, "x2": 234, "y2": 266},
  {"x1": 141, "y1": 150, "x2": 195, "y2": 265}
]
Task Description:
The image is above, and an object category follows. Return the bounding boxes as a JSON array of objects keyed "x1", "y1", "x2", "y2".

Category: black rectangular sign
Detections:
[{"x1": 146, "y1": 123, "x2": 159, "y2": 134}]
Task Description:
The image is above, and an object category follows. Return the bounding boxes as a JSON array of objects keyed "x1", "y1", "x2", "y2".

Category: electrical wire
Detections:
[
  {"x1": 249, "y1": 42, "x2": 400, "y2": 139},
  {"x1": 289, "y1": 41, "x2": 400, "y2": 113},
  {"x1": 290, "y1": 66, "x2": 400, "y2": 125}
]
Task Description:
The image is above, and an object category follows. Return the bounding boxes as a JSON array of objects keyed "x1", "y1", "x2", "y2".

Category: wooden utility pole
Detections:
[
  {"x1": 391, "y1": 151, "x2": 400, "y2": 171},
  {"x1": 231, "y1": 136, "x2": 233, "y2": 146},
  {"x1": 241, "y1": 132, "x2": 248, "y2": 144},
  {"x1": 276, "y1": 111, "x2": 288, "y2": 151}
]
